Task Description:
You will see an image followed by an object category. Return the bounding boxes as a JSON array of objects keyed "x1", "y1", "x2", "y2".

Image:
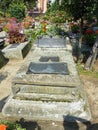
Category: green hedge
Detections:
[{"x1": 9, "y1": 2, "x2": 26, "y2": 21}]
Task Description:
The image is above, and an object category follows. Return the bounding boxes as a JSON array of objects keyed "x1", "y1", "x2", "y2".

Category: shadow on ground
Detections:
[
  {"x1": 17, "y1": 118, "x2": 41, "y2": 130},
  {"x1": 63, "y1": 115, "x2": 98, "y2": 130},
  {"x1": 15, "y1": 116, "x2": 98, "y2": 130},
  {"x1": 0, "y1": 73, "x2": 8, "y2": 83}
]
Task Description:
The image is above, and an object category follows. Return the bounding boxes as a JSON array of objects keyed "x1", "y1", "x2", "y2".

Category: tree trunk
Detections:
[
  {"x1": 77, "y1": 17, "x2": 83, "y2": 62},
  {"x1": 84, "y1": 36, "x2": 98, "y2": 70}
]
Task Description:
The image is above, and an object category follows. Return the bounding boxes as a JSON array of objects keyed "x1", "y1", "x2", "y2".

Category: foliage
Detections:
[
  {"x1": 26, "y1": 23, "x2": 67, "y2": 41},
  {"x1": 77, "y1": 63, "x2": 98, "y2": 78},
  {"x1": 47, "y1": 1, "x2": 60, "y2": 13},
  {"x1": 9, "y1": 2, "x2": 26, "y2": 21},
  {"x1": 0, "y1": 120, "x2": 26, "y2": 130},
  {"x1": 0, "y1": 0, "x2": 12, "y2": 15},
  {"x1": 26, "y1": 27, "x2": 47, "y2": 41},
  {"x1": 3, "y1": 18, "x2": 27, "y2": 44},
  {"x1": 26, "y1": 29, "x2": 37, "y2": 41},
  {"x1": 24, "y1": 0, "x2": 36, "y2": 10},
  {"x1": 23, "y1": 16, "x2": 32, "y2": 29},
  {"x1": 0, "y1": 18, "x2": 4, "y2": 24},
  {"x1": 60, "y1": 0, "x2": 98, "y2": 45},
  {"x1": 0, "y1": 0, "x2": 36, "y2": 16},
  {"x1": 3, "y1": 18, "x2": 18, "y2": 32},
  {"x1": 8, "y1": 31, "x2": 27, "y2": 44},
  {"x1": 84, "y1": 29, "x2": 98, "y2": 46},
  {"x1": 45, "y1": 10, "x2": 67, "y2": 23},
  {"x1": 47, "y1": 25, "x2": 67, "y2": 36},
  {"x1": 61, "y1": 0, "x2": 98, "y2": 20},
  {"x1": 0, "y1": 11, "x2": 5, "y2": 17},
  {"x1": 70, "y1": 23, "x2": 80, "y2": 33}
]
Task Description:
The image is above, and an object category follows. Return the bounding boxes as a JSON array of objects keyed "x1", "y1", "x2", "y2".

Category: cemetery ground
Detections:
[{"x1": 0, "y1": 52, "x2": 98, "y2": 130}]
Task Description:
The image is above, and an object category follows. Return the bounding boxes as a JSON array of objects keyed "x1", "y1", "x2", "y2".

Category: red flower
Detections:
[
  {"x1": 85, "y1": 29, "x2": 94, "y2": 34},
  {"x1": 96, "y1": 30, "x2": 98, "y2": 34},
  {"x1": 70, "y1": 22, "x2": 74, "y2": 27},
  {"x1": 43, "y1": 27, "x2": 47, "y2": 32},
  {"x1": 0, "y1": 19, "x2": 2, "y2": 24}
]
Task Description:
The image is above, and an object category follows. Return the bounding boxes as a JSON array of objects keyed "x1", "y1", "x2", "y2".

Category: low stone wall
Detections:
[{"x1": 2, "y1": 41, "x2": 31, "y2": 60}]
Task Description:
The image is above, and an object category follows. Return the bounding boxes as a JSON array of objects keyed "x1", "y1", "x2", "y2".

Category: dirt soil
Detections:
[{"x1": 0, "y1": 56, "x2": 98, "y2": 130}]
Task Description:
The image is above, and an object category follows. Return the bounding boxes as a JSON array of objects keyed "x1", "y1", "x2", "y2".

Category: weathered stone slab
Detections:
[
  {"x1": 39, "y1": 56, "x2": 59, "y2": 62},
  {"x1": 2, "y1": 41, "x2": 31, "y2": 60},
  {"x1": 27, "y1": 62, "x2": 69, "y2": 75},
  {"x1": 12, "y1": 84, "x2": 79, "y2": 96},
  {"x1": 36, "y1": 37, "x2": 66, "y2": 48},
  {"x1": 12, "y1": 48, "x2": 80, "y2": 86},
  {"x1": 2, "y1": 96, "x2": 91, "y2": 121}
]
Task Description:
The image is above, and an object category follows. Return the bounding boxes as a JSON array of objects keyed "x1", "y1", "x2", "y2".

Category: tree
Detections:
[
  {"x1": 60, "y1": 0, "x2": 98, "y2": 62},
  {"x1": 0, "y1": 0, "x2": 12, "y2": 16},
  {"x1": 9, "y1": 2, "x2": 26, "y2": 20},
  {"x1": 84, "y1": 36, "x2": 98, "y2": 70},
  {"x1": 0, "y1": 0, "x2": 36, "y2": 15}
]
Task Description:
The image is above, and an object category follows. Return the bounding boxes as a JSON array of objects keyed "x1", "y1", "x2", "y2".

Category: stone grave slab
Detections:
[
  {"x1": 36, "y1": 37, "x2": 66, "y2": 48},
  {"x1": 2, "y1": 41, "x2": 31, "y2": 60},
  {"x1": 2, "y1": 43, "x2": 91, "y2": 121},
  {"x1": 39, "y1": 56, "x2": 59, "y2": 62},
  {"x1": 10, "y1": 48, "x2": 81, "y2": 86},
  {"x1": 27, "y1": 62, "x2": 69, "y2": 75}
]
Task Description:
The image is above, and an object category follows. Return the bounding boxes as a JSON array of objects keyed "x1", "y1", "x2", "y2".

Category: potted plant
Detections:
[{"x1": 3, "y1": 18, "x2": 27, "y2": 44}]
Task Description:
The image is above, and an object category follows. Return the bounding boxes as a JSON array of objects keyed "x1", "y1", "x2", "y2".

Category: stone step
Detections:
[
  {"x1": 13, "y1": 92, "x2": 80, "y2": 102},
  {"x1": 12, "y1": 84, "x2": 79, "y2": 95},
  {"x1": 2, "y1": 96, "x2": 91, "y2": 121}
]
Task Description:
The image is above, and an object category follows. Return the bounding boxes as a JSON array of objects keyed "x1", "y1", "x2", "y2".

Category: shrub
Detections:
[
  {"x1": 9, "y1": 31, "x2": 27, "y2": 44},
  {"x1": 70, "y1": 24, "x2": 80, "y2": 33},
  {"x1": 0, "y1": 120, "x2": 26, "y2": 130},
  {"x1": 3, "y1": 18, "x2": 18, "y2": 32},
  {"x1": 84, "y1": 29, "x2": 97, "y2": 46},
  {"x1": 9, "y1": 2, "x2": 26, "y2": 21},
  {"x1": 23, "y1": 16, "x2": 33, "y2": 29},
  {"x1": 3, "y1": 18, "x2": 27, "y2": 44}
]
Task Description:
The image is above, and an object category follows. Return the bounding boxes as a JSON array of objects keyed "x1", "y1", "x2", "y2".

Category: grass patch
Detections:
[{"x1": 77, "y1": 63, "x2": 98, "y2": 78}]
